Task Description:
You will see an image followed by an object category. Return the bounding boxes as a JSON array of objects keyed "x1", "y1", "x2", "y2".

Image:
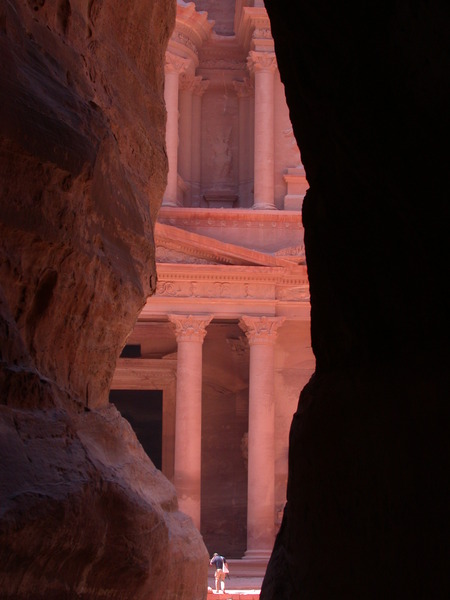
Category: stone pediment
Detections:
[{"x1": 155, "y1": 222, "x2": 298, "y2": 268}]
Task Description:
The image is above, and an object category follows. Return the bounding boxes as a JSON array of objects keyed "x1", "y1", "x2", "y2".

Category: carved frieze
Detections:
[
  {"x1": 276, "y1": 286, "x2": 310, "y2": 302},
  {"x1": 200, "y1": 58, "x2": 248, "y2": 71},
  {"x1": 252, "y1": 28, "x2": 272, "y2": 40},
  {"x1": 172, "y1": 30, "x2": 198, "y2": 56},
  {"x1": 156, "y1": 279, "x2": 277, "y2": 300}
]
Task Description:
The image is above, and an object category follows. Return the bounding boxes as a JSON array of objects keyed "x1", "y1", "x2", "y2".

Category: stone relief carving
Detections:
[
  {"x1": 277, "y1": 286, "x2": 310, "y2": 301},
  {"x1": 209, "y1": 127, "x2": 233, "y2": 179},
  {"x1": 156, "y1": 281, "x2": 183, "y2": 296},
  {"x1": 253, "y1": 28, "x2": 272, "y2": 39},
  {"x1": 172, "y1": 30, "x2": 198, "y2": 56},
  {"x1": 155, "y1": 280, "x2": 276, "y2": 300},
  {"x1": 158, "y1": 215, "x2": 300, "y2": 230},
  {"x1": 200, "y1": 59, "x2": 247, "y2": 70}
]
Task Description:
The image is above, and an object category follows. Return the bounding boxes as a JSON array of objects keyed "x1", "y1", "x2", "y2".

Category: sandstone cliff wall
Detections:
[{"x1": 0, "y1": 1, "x2": 208, "y2": 598}]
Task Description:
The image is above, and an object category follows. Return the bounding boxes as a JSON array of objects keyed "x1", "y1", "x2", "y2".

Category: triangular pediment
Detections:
[{"x1": 155, "y1": 223, "x2": 298, "y2": 267}]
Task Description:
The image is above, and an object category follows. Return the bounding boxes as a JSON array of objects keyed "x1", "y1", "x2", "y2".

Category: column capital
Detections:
[
  {"x1": 193, "y1": 78, "x2": 210, "y2": 97},
  {"x1": 247, "y1": 51, "x2": 277, "y2": 74},
  {"x1": 165, "y1": 52, "x2": 190, "y2": 75},
  {"x1": 169, "y1": 314, "x2": 213, "y2": 343},
  {"x1": 239, "y1": 316, "x2": 285, "y2": 345},
  {"x1": 179, "y1": 74, "x2": 202, "y2": 92},
  {"x1": 233, "y1": 78, "x2": 254, "y2": 98}
]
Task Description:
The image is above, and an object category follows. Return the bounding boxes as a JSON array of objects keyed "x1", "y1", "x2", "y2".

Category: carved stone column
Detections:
[
  {"x1": 191, "y1": 78, "x2": 209, "y2": 207},
  {"x1": 247, "y1": 51, "x2": 277, "y2": 210},
  {"x1": 169, "y1": 314, "x2": 213, "y2": 529},
  {"x1": 178, "y1": 74, "x2": 200, "y2": 205},
  {"x1": 163, "y1": 53, "x2": 188, "y2": 207},
  {"x1": 233, "y1": 78, "x2": 254, "y2": 208},
  {"x1": 239, "y1": 315, "x2": 285, "y2": 559}
]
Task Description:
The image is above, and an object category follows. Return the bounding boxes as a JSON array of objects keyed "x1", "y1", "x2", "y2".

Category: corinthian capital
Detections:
[
  {"x1": 239, "y1": 315, "x2": 285, "y2": 345},
  {"x1": 247, "y1": 51, "x2": 277, "y2": 74},
  {"x1": 233, "y1": 78, "x2": 254, "y2": 98},
  {"x1": 165, "y1": 52, "x2": 190, "y2": 75},
  {"x1": 179, "y1": 74, "x2": 202, "y2": 92},
  {"x1": 169, "y1": 314, "x2": 213, "y2": 343}
]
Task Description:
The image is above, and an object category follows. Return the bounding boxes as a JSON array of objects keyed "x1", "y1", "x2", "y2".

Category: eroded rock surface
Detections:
[
  {"x1": 0, "y1": 1, "x2": 208, "y2": 598},
  {"x1": 262, "y1": 1, "x2": 450, "y2": 598}
]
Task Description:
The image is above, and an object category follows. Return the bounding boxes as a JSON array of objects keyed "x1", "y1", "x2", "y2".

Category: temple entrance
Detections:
[
  {"x1": 201, "y1": 322, "x2": 249, "y2": 558},
  {"x1": 110, "y1": 389, "x2": 163, "y2": 471}
]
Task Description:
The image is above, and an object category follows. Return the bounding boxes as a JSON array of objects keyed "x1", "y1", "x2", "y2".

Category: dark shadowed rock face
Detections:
[
  {"x1": 0, "y1": 1, "x2": 208, "y2": 598},
  {"x1": 263, "y1": 1, "x2": 450, "y2": 598}
]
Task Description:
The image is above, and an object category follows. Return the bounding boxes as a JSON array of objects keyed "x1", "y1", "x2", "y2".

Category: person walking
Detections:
[{"x1": 209, "y1": 552, "x2": 228, "y2": 593}]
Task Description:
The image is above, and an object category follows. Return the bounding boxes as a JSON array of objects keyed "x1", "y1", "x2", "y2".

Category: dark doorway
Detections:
[{"x1": 110, "y1": 389, "x2": 163, "y2": 470}]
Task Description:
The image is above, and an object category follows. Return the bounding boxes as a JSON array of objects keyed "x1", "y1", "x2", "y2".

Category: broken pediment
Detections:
[{"x1": 155, "y1": 222, "x2": 302, "y2": 268}]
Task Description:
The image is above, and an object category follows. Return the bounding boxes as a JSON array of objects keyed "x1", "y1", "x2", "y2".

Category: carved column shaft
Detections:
[
  {"x1": 248, "y1": 51, "x2": 277, "y2": 210},
  {"x1": 163, "y1": 54, "x2": 188, "y2": 207},
  {"x1": 234, "y1": 79, "x2": 254, "y2": 208},
  {"x1": 191, "y1": 79, "x2": 209, "y2": 207},
  {"x1": 239, "y1": 315, "x2": 285, "y2": 559},
  {"x1": 169, "y1": 314, "x2": 212, "y2": 529},
  {"x1": 178, "y1": 75, "x2": 200, "y2": 205}
]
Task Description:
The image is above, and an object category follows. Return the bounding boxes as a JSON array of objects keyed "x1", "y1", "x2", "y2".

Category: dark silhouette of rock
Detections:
[
  {"x1": 0, "y1": 1, "x2": 207, "y2": 598},
  {"x1": 262, "y1": 1, "x2": 450, "y2": 598}
]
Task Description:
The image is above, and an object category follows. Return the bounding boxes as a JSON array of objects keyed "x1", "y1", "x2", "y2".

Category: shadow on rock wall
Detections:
[{"x1": 262, "y1": 1, "x2": 450, "y2": 598}]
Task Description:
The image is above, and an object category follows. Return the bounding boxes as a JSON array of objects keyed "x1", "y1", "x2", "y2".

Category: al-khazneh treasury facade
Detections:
[{"x1": 111, "y1": 0, "x2": 314, "y2": 561}]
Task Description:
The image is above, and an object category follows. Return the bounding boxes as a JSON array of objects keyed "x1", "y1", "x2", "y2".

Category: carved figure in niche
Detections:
[{"x1": 209, "y1": 126, "x2": 233, "y2": 179}]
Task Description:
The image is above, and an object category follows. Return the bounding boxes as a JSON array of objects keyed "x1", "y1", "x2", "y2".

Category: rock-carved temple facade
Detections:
[{"x1": 111, "y1": 0, "x2": 314, "y2": 561}]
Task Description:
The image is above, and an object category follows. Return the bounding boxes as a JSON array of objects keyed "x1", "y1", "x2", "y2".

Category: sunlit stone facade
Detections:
[{"x1": 111, "y1": 0, "x2": 314, "y2": 562}]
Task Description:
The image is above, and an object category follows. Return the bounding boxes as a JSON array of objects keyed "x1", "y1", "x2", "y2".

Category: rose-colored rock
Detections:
[{"x1": 0, "y1": 1, "x2": 208, "y2": 598}]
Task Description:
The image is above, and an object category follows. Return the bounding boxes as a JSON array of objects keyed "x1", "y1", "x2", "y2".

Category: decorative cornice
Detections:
[
  {"x1": 156, "y1": 247, "x2": 213, "y2": 265},
  {"x1": 235, "y1": 5, "x2": 273, "y2": 53},
  {"x1": 168, "y1": 314, "x2": 213, "y2": 343},
  {"x1": 239, "y1": 315, "x2": 285, "y2": 345},
  {"x1": 157, "y1": 207, "x2": 303, "y2": 228}
]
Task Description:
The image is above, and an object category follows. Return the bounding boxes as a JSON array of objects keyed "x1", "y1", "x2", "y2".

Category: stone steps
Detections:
[{"x1": 207, "y1": 591, "x2": 260, "y2": 599}]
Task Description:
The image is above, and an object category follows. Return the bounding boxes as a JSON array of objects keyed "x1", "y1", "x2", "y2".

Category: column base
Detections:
[
  {"x1": 252, "y1": 202, "x2": 277, "y2": 210},
  {"x1": 242, "y1": 549, "x2": 272, "y2": 561},
  {"x1": 162, "y1": 199, "x2": 182, "y2": 208}
]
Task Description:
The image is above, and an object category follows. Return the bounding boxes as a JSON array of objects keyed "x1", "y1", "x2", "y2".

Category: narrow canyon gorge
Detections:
[{"x1": 1, "y1": 1, "x2": 449, "y2": 599}]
